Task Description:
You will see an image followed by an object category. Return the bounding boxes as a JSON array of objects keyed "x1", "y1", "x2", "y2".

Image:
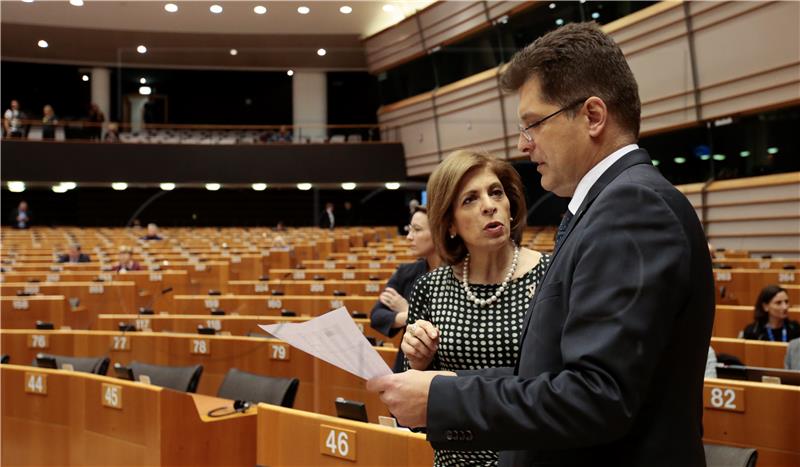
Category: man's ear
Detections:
[{"x1": 584, "y1": 96, "x2": 608, "y2": 138}]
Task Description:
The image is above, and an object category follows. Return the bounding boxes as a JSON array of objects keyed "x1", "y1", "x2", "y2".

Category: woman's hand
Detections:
[
  {"x1": 379, "y1": 287, "x2": 409, "y2": 314},
  {"x1": 402, "y1": 320, "x2": 440, "y2": 370}
]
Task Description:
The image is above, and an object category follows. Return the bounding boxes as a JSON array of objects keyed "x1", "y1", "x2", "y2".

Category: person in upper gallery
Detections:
[
  {"x1": 57, "y1": 244, "x2": 91, "y2": 263},
  {"x1": 10, "y1": 200, "x2": 32, "y2": 229},
  {"x1": 367, "y1": 22, "x2": 714, "y2": 467},
  {"x1": 112, "y1": 246, "x2": 142, "y2": 272},
  {"x1": 41, "y1": 105, "x2": 58, "y2": 140},
  {"x1": 400, "y1": 150, "x2": 549, "y2": 467},
  {"x1": 269, "y1": 125, "x2": 293, "y2": 143},
  {"x1": 87, "y1": 103, "x2": 105, "y2": 140},
  {"x1": 3, "y1": 99, "x2": 25, "y2": 138},
  {"x1": 742, "y1": 285, "x2": 800, "y2": 342},
  {"x1": 319, "y1": 202, "x2": 335, "y2": 229},
  {"x1": 370, "y1": 206, "x2": 442, "y2": 373},
  {"x1": 141, "y1": 223, "x2": 163, "y2": 241}
]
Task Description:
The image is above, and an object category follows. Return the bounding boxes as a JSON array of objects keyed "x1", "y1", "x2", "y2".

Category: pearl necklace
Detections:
[{"x1": 462, "y1": 242, "x2": 519, "y2": 307}]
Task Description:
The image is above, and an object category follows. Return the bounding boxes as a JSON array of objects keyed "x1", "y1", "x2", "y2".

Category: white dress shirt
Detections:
[{"x1": 567, "y1": 144, "x2": 640, "y2": 215}]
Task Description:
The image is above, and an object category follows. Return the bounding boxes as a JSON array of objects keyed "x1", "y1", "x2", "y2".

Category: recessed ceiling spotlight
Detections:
[
  {"x1": 160, "y1": 183, "x2": 176, "y2": 191},
  {"x1": 673, "y1": 156, "x2": 687, "y2": 164},
  {"x1": 205, "y1": 183, "x2": 221, "y2": 191},
  {"x1": 339, "y1": 5, "x2": 352, "y2": 14},
  {"x1": 652, "y1": 160, "x2": 660, "y2": 166},
  {"x1": 209, "y1": 4, "x2": 223, "y2": 14},
  {"x1": 69, "y1": 0, "x2": 84, "y2": 6},
  {"x1": 61, "y1": 181, "x2": 77, "y2": 190},
  {"x1": 297, "y1": 183, "x2": 312, "y2": 191},
  {"x1": 137, "y1": 45, "x2": 147, "y2": 54},
  {"x1": 287, "y1": 69, "x2": 294, "y2": 76},
  {"x1": 591, "y1": 12, "x2": 600, "y2": 19},
  {"x1": 341, "y1": 182, "x2": 357, "y2": 190},
  {"x1": 384, "y1": 182, "x2": 400, "y2": 190},
  {"x1": 383, "y1": 4, "x2": 396, "y2": 13},
  {"x1": 548, "y1": 2, "x2": 556, "y2": 9},
  {"x1": 254, "y1": 5, "x2": 267, "y2": 14},
  {"x1": 555, "y1": 18, "x2": 564, "y2": 26},
  {"x1": 111, "y1": 182, "x2": 128, "y2": 191},
  {"x1": 230, "y1": 48, "x2": 238, "y2": 56},
  {"x1": 37, "y1": 40, "x2": 49, "y2": 48},
  {"x1": 297, "y1": 6, "x2": 310, "y2": 14},
  {"x1": 139, "y1": 86, "x2": 152, "y2": 96},
  {"x1": 252, "y1": 183, "x2": 268, "y2": 191},
  {"x1": 317, "y1": 48, "x2": 327, "y2": 56},
  {"x1": 164, "y1": 3, "x2": 178, "y2": 13},
  {"x1": 139, "y1": 77, "x2": 147, "y2": 84},
  {"x1": 52, "y1": 184, "x2": 69, "y2": 193},
  {"x1": 82, "y1": 74, "x2": 89, "y2": 82},
  {"x1": 22, "y1": 0, "x2": 35, "y2": 3}
]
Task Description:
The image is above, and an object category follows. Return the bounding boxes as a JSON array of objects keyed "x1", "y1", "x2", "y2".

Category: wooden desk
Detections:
[
  {"x1": 0, "y1": 364, "x2": 256, "y2": 466},
  {"x1": 228, "y1": 279, "x2": 383, "y2": 297},
  {"x1": 711, "y1": 337, "x2": 788, "y2": 368},
  {"x1": 173, "y1": 294, "x2": 377, "y2": 317},
  {"x1": 714, "y1": 269, "x2": 800, "y2": 306},
  {"x1": 713, "y1": 305, "x2": 800, "y2": 338},
  {"x1": 268, "y1": 268, "x2": 395, "y2": 281},
  {"x1": 257, "y1": 403, "x2": 433, "y2": 466},
  {"x1": 1, "y1": 295, "x2": 65, "y2": 330},
  {"x1": 703, "y1": 378, "x2": 800, "y2": 466}
]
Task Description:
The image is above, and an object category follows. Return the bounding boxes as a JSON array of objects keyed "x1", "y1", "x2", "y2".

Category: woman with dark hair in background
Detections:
[
  {"x1": 370, "y1": 206, "x2": 440, "y2": 372},
  {"x1": 742, "y1": 285, "x2": 799, "y2": 342}
]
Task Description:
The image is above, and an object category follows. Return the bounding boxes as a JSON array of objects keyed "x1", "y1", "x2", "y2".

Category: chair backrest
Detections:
[
  {"x1": 129, "y1": 361, "x2": 203, "y2": 393},
  {"x1": 704, "y1": 443, "x2": 758, "y2": 467},
  {"x1": 1, "y1": 354, "x2": 9, "y2": 364},
  {"x1": 32, "y1": 353, "x2": 110, "y2": 375},
  {"x1": 217, "y1": 368, "x2": 299, "y2": 408},
  {"x1": 786, "y1": 337, "x2": 800, "y2": 370}
]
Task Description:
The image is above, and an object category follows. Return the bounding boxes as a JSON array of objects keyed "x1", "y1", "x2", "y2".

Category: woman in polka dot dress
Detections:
[{"x1": 403, "y1": 150, "x2": 549, "y2": 467}]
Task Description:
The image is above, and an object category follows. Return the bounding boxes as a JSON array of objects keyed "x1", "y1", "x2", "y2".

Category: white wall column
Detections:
[
  {"x1": 292, "y1": 71, "x2": 327, "y2": 142},
  {"x1": 90, "y1": 67, "x2": 111, "y2": 121}
]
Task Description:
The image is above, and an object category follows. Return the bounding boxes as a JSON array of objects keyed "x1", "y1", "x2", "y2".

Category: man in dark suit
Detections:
[
  {"x1": 367, "y1": 22, "x2": 714, "y2": 466},
  {"x1": 319, "y1": 202, "x2": 335, "y2": 229},
  {"x1": 57, "y1": 244, "x2": 91, "y2": 263}
]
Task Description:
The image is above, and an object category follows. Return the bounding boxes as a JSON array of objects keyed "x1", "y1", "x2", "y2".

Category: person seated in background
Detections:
[
  {"x1": 319, "y1": 202, "x2": 335, "y2": 229},
  {"x1": 786, "y1": 338, "x2": 800, "y2": 370},
  {"x1": 141, "y1": 223, "x2": 163, "y2": 240},
  {"x1": 269, "y1": 125, "x2": 293, "y2": 143},
  {"x1": 370, "y1": 206, "x2": 441, "y2": 372},
  {"x1": 104, "y1": 122, "x2": 120, "y2": 142},
  {"x1": 10, "y1": 200, "x2": 31, "y2": 229},
  {"x1": 87, "y1": 103, "x2": 105, "y2": 140},
  {"x1": 41, "y1": 104, "x2": 58, "y2": 140},
  {"x1": 113, "y1": 246, "x2": 141, "y2": 272},
  {"x1": 57, "y1": 244, "x2": 91, "y2": 263},
  {"x1": 742, "y1": 285, "x2": 800, "y2": 342}
]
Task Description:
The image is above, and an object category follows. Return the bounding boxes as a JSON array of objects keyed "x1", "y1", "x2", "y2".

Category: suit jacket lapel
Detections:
[{"x1": 516, "y1": 149, "x2": 654, "y2": 361}]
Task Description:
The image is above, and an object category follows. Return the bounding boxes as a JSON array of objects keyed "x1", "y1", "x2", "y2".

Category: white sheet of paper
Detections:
[{"x1": 258, "y1": 307, "x2": 392, "y2": 380}]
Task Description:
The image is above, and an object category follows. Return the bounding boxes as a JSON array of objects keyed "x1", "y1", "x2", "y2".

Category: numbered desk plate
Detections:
[{"x1": 320, "y1": 424, "x2": 357, "y2": 461}]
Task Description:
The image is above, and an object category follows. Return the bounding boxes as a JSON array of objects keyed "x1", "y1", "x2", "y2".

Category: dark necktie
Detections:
[{"x1": 555, "y1": 210, "x2": 574, "y2": 249}]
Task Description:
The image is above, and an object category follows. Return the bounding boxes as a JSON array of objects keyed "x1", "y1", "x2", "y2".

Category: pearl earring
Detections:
[
  {"x1": 450, "y1": 234, "x2": 456, "y2": 239},
  {"x1": 510, "y1": 217, "x2": 514, "y2": 222}
]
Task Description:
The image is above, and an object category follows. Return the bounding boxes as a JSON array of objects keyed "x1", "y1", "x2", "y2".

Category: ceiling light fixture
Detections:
[
  {"x1": 673, "y1": 157, "x2": 687, "y2": 164},
  {"x1": 111, "y1": 182, "x2": 128, "y2": 191},
  {"x1": 297, "y1": 6, "x2": 310, "y2": 14},
  {"x1": 209, "y1": 4, "x2": 223, "y2": 14},
  {"x1": 652, "y1": 160, "x2": 660, "y2": 167},
  {"x1": 52, "y1": 185, "x2": 69, "y2": 193},
  {"x1": 252, "y1": 183, "x2": 268, "y2": 191},
  {"x1": 341, "y1": 182, "x2": 357, "y2": 190},
  {"x1": 254, "y1": 5, "x2": 267, "y2": 14},
  {"x1": 37, "y1": 40, "x2": 49, "y2": 48},
  {"x1": 385, "y1": 182, "x2": 401, "y2": 190},
  {"x1": 7, "y1": 181, "x2": 26, "y2": 193},
  {"x1": 160, "y1": 183, "x2": 176, "y2": 191},
  {"x1": 69, "y1": 0, "x2": 83, "y2": 6},
  {"x1": 339, "y1": 5, "x2": 352, "y2": 14},
  {"x1": 164, "y1": 3, "x2": 178, "y2": 13},
  {"x1": 739, "y1": 150, "x2": 751, "y2": 158},
  {"x1": 139, "y1": 86, "x2": 152, "y2": 96},
  {"x1": 712, "y1": 154, "x2": 726, "y2": 161},
  {"x1": 61, "y1": 182, "x2": 77, "y2": 190},
  {"x1": 139, "y1": 77, "x2": 147, "y2": 84},
  {"x1": 317, "y1": 48, "x2": 327, "y2": 56},
  {"x1": 22, "y1": 0, "x2": 35, "y2": 3},
  {"x1": 287, "y1": 70, "x2": 294, "y2": 76},
  {"x1": 82, "y1": 74, "x2": 89, "y2": 82},
  {"x1": 297, "y1": 183, "x2": 312, "y2": 191},
  {"x1": 137, "y1": 45, "x2": 147, "y2": 54},
  {"x1": 230, "y1": 48, "x2": 238, "y2": 56},
  {"x1": 205, "y1": 183, "x2": 221, "y2": 191}
]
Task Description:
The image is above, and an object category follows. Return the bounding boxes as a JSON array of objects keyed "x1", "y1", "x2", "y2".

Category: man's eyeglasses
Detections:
[{"x1": 518, "y1": 97, "x2": 588, "y2": 142}]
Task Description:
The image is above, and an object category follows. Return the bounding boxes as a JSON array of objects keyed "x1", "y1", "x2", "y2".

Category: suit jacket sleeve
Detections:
[
  {"x1": 427, "y1": 181, "x2": 697, "y2": 450},
  {"x1": 370, "y1": 264, "x2": 411, "y2": 337}
]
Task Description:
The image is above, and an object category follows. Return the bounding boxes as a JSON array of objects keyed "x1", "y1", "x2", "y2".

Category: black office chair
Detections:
[
  {"x1": 129, "y1": 361, "x2": 203, "y2": 393},
  {"x1": 1, "y1": 354, "x2": 9, "y2": 364},
  {"x1": 217, "y1": 368, "x2": 299, "y2": 408},
  {"x1": 704, "y1": 443, "x2": 758, "y2": 467},
  {"x1": 32, "y1": 353, "x2": 110, "y2": 375}
]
